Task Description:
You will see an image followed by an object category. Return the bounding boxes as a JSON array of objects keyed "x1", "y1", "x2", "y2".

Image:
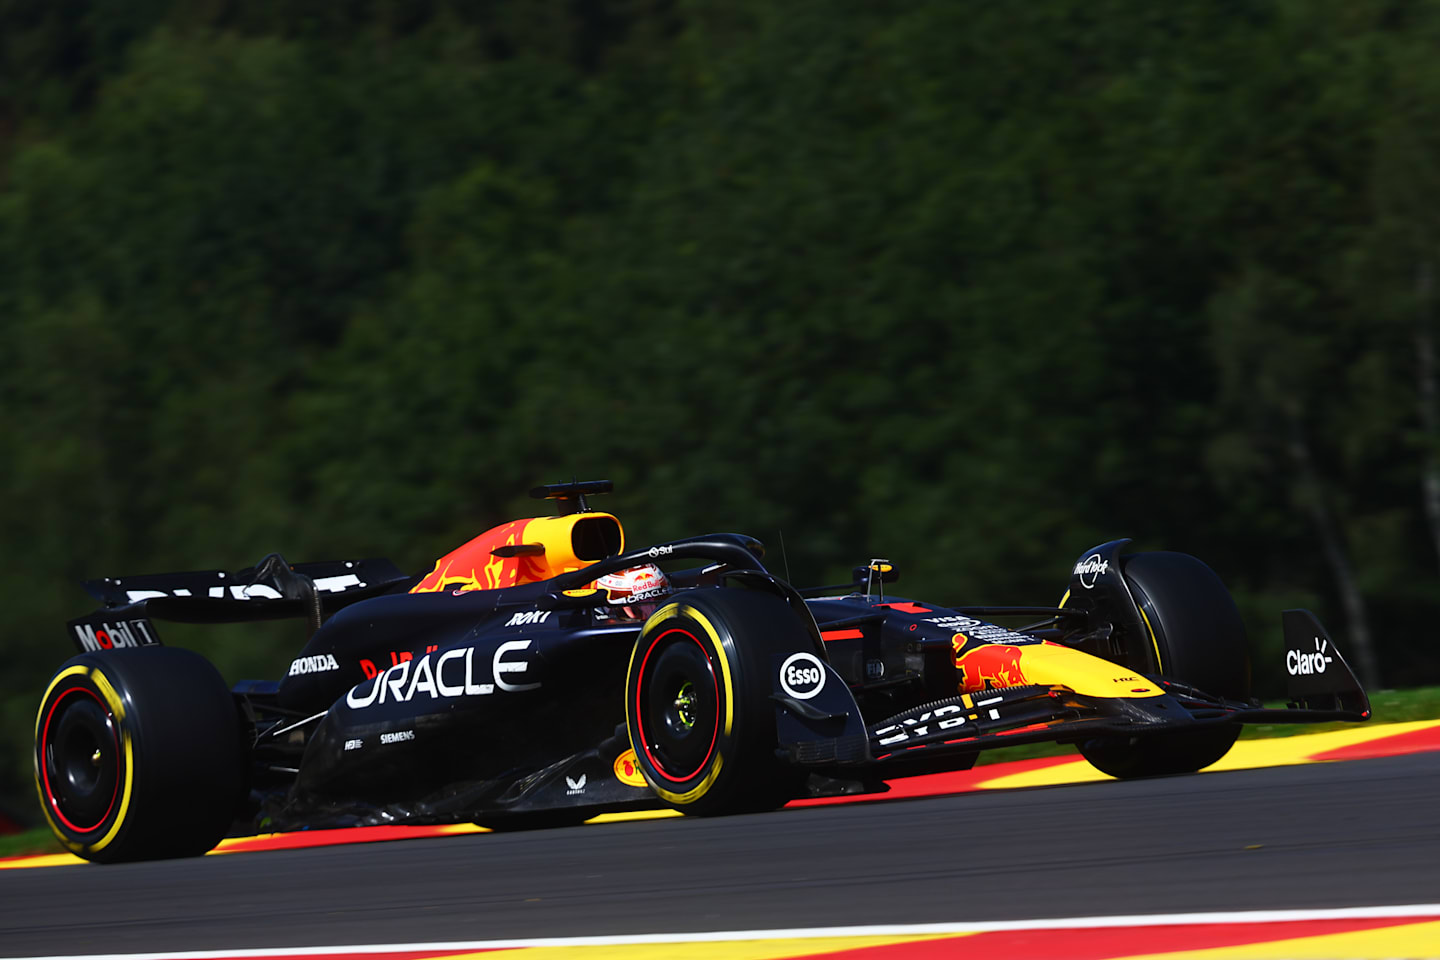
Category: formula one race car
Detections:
[{"x1": 36, "y1": 481, "x2": 1370, "y2": 862}]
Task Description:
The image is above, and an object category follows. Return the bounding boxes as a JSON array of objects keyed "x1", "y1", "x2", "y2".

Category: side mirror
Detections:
[{"x1": 852, "y1": 560, "x2": 899, "y2": 596}]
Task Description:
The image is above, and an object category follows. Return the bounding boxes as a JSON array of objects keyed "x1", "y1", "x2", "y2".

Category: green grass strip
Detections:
[{"x1": 0, "y1": 827, "x2": 62, "y2": 860}]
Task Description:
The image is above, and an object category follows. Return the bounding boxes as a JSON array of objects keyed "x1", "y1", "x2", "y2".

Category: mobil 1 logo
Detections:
[{"x1": 69, "y1": 616, "x2": 161, "y2": 654}]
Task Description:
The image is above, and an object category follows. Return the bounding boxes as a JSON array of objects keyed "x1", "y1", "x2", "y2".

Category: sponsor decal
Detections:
[
  {"x1": 865, "y1": 659, "x2": 886, "y2": 680},
  {"x1": 928, "y1": 614, "x2": 1041, "y2": 645},
  {"x1": 565, "y1": 773, "x2": 587, "y2": 795},
  {"x1": 610, "y1": 585, "x2": 668, "y2": 605},
  {"x1": 288, "y1": 654, "x2": 341, "y2": 676},
  {"x1": 874, "y1": 704, "x2": 966, "y2": 746},
  {"x1": 359, "y1": 646, "x2": 438, "y2": 679},
  {"x1": 779, "y1": 652, "x2": 826, "y2": 700},
  {"x1": 505, "y1": 610, "x2": 552, "y2": 628},
  {"x1": 647, "y1": 544, "x2": 674, "y2": 558},
  {"x1": 1113, "y1": 675, "x2": 1140, "y2": 683},
  {"x1": 613, "y1": 749, "x2": 647, "y2": 787},
  {"x1": 1074, "y1": 554, "x2": 1109, "y2": 589},
  {"x1": 312, "y1": 574, "x2": 363, "y2": 594},
  {"x1": 1287, "y1": 637, "x2": 1334, "y2": 676},
  {"x1": 492, "y1": 640, "x2": 541, "y2": 692},
  {"x1": 73, "y1": 619, "x2": 159, "y2": 652},
  {"x1": 345, "y1": 640, "x2": 539, "y2": 709},
  {"x1": 380, "y1": 730, "x2": 415, "y2": 745},
  {"x1": 955, "y1": 643, "x2": 1029, "y2": 694},
  {"x1": 597, "y1": 564, "x2": 670, "y2": 608},
  {"x1": 343, "y1": 739, "x2": 363, "y2": 751},
  {"x1": 978, "y1": 695, "x2": 1003, "y2": 719},
  {"x1": 122, "y1": 574, "x2": 363, "y2": 604}
]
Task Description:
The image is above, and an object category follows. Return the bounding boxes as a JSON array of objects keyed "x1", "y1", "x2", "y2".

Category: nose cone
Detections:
[{"x1": 956, "y1": 640, "x2": 1163, "y2": 699}]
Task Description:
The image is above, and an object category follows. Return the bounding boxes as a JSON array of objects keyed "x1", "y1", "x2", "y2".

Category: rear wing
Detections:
[{"x1": 68, "y1": 555, "x2": 413, "y2": 654}]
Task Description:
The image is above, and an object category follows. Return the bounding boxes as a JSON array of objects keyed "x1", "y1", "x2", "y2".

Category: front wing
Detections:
[
  {"x1": 776, "y1": 678, "x2": 1370, "y2": 779},
  {"x1": 775, "y1": 606, "x2": 1371, "y2": 778}
]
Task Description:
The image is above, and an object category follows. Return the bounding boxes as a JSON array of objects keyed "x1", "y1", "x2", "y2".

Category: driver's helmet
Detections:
[{"x1": 596, "y1": 563, "x2": 671, "y2": 621}]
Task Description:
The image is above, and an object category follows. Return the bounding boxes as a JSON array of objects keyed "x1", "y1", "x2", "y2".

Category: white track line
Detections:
[{"x1": 16, "y1": 903, "x2": 1440, "y2": 960}]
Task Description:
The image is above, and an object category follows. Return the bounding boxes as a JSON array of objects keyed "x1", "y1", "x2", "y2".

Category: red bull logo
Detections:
[{"x1": 955, "y1": 641, "x2": 1029, "y2": 693}]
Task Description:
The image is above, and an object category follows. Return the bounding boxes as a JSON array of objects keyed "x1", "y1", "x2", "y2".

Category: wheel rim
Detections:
[
  {"x1": 674, "y1": 681, "x2": 698, "y2": 729},
  {"x1": 634, "y1": 626, "x2": 721, "y2": 783},
  {"x1": 40, "y1": 687, "x2": 121, "y2": 834}
]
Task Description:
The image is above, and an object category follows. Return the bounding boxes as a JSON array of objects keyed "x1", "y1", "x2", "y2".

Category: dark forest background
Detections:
[{"x1": 4, "y1": 0, "x2": 1440, "y2": 817}]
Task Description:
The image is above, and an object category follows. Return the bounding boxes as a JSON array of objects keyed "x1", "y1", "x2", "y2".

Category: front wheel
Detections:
[
  {"x1": 35, "y1": 647, "x2": 245, "y2": 862},
  {"x1": 1078, "y1": 725, "x2": 1241, "y2": 779},
  {"x1": 1077, "y1": 551, "x2": 1249, "y2": 779},
  {"x1": 475, "y1": 810, "x2": 593, "y2": 832},
  {"x1": 625, "y1": 588, "x2": 812, "y2": 816}
]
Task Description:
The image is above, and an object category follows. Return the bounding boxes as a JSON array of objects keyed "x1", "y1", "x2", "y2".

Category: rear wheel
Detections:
[
  {"x1": 1078, "y1": 551, "x2": 1251, "y2": 779},
  {"x1": 35, "y1": 648, "x2": 245, "y2": 862},
  {"x1": 625, "y1": 588, "x2": 812, "y2": 816}
]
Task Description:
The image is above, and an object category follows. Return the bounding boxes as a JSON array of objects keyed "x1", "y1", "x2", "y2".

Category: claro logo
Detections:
[
  {"x1": 345, "y1": 641, "x2": 538, "y2": 708},
  {"x1": 1287, "y1": 637, "x2": 1334, "y2": 676}
]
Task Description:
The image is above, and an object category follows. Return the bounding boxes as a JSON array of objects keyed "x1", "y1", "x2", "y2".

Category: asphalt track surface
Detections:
[{"x1": 4, "y1": 752, "x2": 1439, "y2": 957}]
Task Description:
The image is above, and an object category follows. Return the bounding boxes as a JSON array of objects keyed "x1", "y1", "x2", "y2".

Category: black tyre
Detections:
[
  {"x1": 35, "y1": 647, "x2": 245, "y2": 862},
  {"x1": 1078, "y1": 551, "x2": 1251, "y2": 779},
  {"x1": 625, "y1": 588, "x2": 811, "y2": 816}
]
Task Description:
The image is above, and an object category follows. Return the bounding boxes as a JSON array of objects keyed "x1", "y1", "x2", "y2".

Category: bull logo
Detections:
[{"x1": 956, "y1": 643, "x2": 1028, "y2": 693}]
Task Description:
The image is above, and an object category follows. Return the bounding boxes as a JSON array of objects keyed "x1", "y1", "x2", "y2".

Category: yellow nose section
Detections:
[
  {"x1": 955, "y1": 639, "x2": 1164, "y2": 698},
  {"x1": 1020, "y1": 643, "x2": 1163, "y2": 698}
]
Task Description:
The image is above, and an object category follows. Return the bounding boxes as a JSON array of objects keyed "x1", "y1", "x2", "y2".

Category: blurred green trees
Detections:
[{"x1": 3, "y1": 0, "x2": 1439, "y2": 815}]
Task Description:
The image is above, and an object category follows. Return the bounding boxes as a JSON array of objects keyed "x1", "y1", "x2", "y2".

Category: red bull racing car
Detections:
[{"x1": 36, "y1": 481, "x2": 1370, "y2": 862}]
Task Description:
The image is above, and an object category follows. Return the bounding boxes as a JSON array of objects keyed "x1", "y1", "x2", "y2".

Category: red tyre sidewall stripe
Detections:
[
  {"x1": 634, "y1": 626, "x2": 722, "y2": 784},
  {"x1": 40, "y1": 685, "x2": 120, "y2": 834}
]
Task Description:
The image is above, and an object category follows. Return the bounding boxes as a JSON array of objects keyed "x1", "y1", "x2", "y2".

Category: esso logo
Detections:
[{"x1": 779, "y1": 652, "x2": 826, "y2": 700}]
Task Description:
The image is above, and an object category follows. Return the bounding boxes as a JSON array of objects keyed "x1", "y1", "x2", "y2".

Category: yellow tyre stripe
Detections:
[
  {"x1": 1136, "y1": 603, "x2": 1164, "y2": 673},
  {"x1": 34, "y1": 666, "x2": 93, "y2": 851},
  {"x1": 1062, "y1": 581, "x2": 1165, "y2": 674},
  {"x1": 628, "y1": 603, "x2": 737, "y2": 807},
  {"x1": 653, "y1": 754, "x2": 726, "y2": 807},
  {"x1": 87, "y1": 667, "x2": 135, "y2": 854},
  {"x1": 32, "y1": 664, "x2": 136, "y2": 856},
  {"x1": 683, "y1": 606, "x2": 734, "y2": 739}
]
